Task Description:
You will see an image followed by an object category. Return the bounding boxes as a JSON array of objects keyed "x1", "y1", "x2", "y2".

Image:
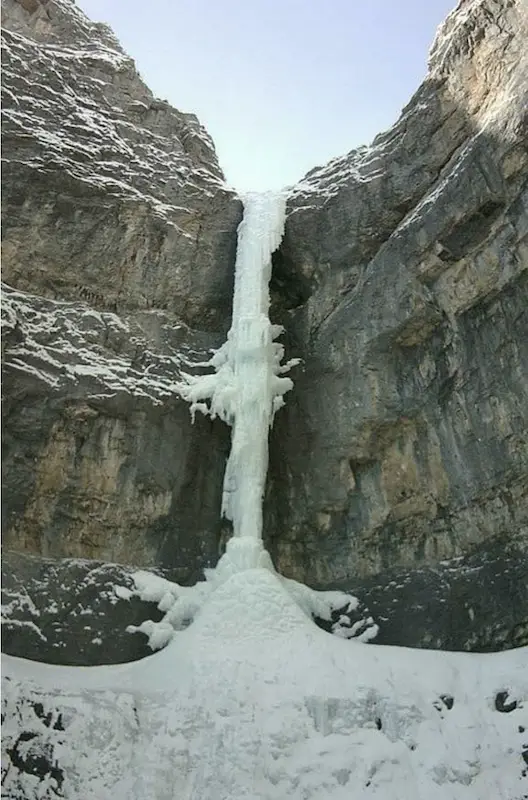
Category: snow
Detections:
[
  {"x1": 119, "y1": 553, "x2": 377, "y2": 651},
  {"x1": 1, "y1": 618, "x2": 48, "y2": 643},
  {"x1": 2, "y1": 568, "x2": 527, "y2": 799}
]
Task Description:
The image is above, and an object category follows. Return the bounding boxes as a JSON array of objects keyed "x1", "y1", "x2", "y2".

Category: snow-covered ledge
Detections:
[{"x1": 3, "y1": 568, "x2": 527, "y2": 798}]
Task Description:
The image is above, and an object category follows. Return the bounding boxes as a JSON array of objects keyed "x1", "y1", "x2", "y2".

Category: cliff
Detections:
[
  {"x1": 267, "y1": 0, "x2": 528, "y2": 650},
  {"x1": 2, "y1": 0, "x2": 527, "y2": 663},
  {"x1": 1, "y1": 0, "x2": 239, "y2": 588}
]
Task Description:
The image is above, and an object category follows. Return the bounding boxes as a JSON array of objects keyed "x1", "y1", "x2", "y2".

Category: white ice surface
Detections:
[
  {"x1": 122, "y1": 544, "x2": 377, "y2": 650},
  {"x1": 178, "y1": 192, "x2": 299, "y2": 542},
  {"x1": 2, "y1": 568, "x2": 527, "y2": 800}
]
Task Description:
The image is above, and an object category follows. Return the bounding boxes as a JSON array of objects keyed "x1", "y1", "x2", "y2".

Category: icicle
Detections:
[
  {"x1": 162, "y1": 192, "x2": 378, "y2": 643},
  {"x1": 178, "y1": 191, "x2": 295, "y2": 546}
]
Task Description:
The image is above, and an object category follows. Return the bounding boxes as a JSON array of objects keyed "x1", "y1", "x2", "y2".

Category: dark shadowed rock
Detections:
[
  {"x1": 330, "y1": 536, "x2": 528, "y2": 652},
  {"x1": 265, "y1": 0, "x2": 528, "y2": 649},
  {"x1": 3, "y1": 537, "x2": 526, "y2": 665},
  {"x1": 1, "y1": 550, "x2": 163, "y2": 665},
  {"x1": 495, "y1": 690, "x2": 518, "y2": 713}
]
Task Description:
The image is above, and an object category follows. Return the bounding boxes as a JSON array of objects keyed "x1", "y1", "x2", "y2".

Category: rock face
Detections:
[
  {"x1": 1, "y1": 283, "x2": 232, "y2": 577},
  {"x1": 1, "y1": 0, "x2": 237, "y2": 584},
  {"x1": 1, "y1": 0, "x2": 242, "y2": 328},
  {"x1": 266, "y1": 0, "x2": 528, "y2": 644},
  {"x1": 2, "y1": 0, "x2": 527, "y2": 660}
]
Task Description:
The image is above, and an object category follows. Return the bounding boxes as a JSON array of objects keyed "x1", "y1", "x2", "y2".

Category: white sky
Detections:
[{"x1": 78, "y1": 0, "x2": 456, "y2": 191}]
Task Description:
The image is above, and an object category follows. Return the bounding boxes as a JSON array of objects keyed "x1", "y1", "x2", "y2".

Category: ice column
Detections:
[
  {"x1": 130, "y1": 198, "x2": 378, "y2": 642},
  {"x1": 179, "y1": 192, "x2": 298, "y2": 551}
]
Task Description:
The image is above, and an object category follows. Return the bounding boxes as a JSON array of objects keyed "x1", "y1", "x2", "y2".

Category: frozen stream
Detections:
[{"x1": 180, "y1": 192, "x2": 297, "y2": 547}]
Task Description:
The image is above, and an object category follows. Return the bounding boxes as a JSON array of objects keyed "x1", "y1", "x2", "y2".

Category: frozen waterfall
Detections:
[
  {"x1": 180, "y1": 192, "x2": 298, "y2": 554},
  {"x1": 127, "y1": 192, "x2": 377, "y2": 649}
]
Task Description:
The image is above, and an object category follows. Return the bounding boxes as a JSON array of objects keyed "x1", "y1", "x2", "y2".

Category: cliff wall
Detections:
[{"x1": 2, "y1": 0, "x2": 527, "y2": 659}]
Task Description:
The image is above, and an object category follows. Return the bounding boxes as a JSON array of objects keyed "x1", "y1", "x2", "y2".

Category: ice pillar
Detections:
[{"x1": 178, "y1": 192, "x2": 298, "y2": 545}]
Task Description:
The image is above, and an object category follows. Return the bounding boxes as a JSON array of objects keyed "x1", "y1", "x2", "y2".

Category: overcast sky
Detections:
[{"x1": 78, "y1": 0, "x2": 456, "y2": 192}]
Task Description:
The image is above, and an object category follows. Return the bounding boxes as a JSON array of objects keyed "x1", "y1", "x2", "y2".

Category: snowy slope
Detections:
[{"x1": 2, "y1": 568, "x2": 527, "y2": 799}]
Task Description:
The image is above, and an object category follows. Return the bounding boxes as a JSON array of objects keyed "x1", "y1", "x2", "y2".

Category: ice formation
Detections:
[
  {"x1": 123, "y1": 192, "x2": 377, "y2": 648},
  {"x1": 179, "y1": 192, "x2": 298, "y2": 543}
]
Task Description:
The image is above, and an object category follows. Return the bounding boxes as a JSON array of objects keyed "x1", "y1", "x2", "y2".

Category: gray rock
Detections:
[
  {"x1": 266, "y1": 0, "x2": 528, "y2": 647},
  {"x1": 3, "y1": 539, "x2": 526, "y2": 665},
  {"x1": 1, "y1": 0, "x2": 242, "y2": 329},
  {"x1": 323, "y1": 537, "x2": 528, "y2": 652}
]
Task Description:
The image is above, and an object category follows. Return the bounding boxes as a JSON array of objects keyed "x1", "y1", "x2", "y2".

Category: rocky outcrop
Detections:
[
  {"x1": 2, "y1": 0, "x2": 527, "y2": 658},
  {"x1": 1, "y1": 0, "x2": 236, "y2": 580},
  {"x1": 1, "y1": 0, "x2": 242, "y2": 329},
  {"x1": 266, "y1": 0, "x2": 528, "y2": 646},
  {"x1": 1, "y1": 550, "x2": 163, "y2": 665}
]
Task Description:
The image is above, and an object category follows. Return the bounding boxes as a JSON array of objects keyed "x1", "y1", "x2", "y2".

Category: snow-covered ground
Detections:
[{"x1": 2, "y1": 567, "x2": 527, "y2": 799}]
